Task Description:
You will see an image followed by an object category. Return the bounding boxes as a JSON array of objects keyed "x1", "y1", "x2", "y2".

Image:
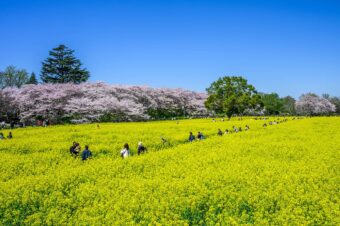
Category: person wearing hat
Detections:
[{"x1": 137, "y1": 141, "x2": 147, "y2": 155}]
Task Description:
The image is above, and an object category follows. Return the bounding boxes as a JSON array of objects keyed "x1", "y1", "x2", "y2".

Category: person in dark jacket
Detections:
[
  {"x1": 7, "y1": 132, "x2": 13, "y2": 139},
  {"x1": 137, "y1": 141, "x2": 147, "y2": 155},
  {"x1": 70, "y1": 142, "x2": 77, "y2": 156},
  {"x1": 81, "y1": 145, "x2": 92, "y2": 161},
  {"x1": 188, "y1": 132, "x2": 195, "y2": 142},
  {"x1": 197, "y1": 132, "x2": 205, "y2": 140},
  {"x1": 217, "y1": 129, "x2": 223, "y2": 136}
]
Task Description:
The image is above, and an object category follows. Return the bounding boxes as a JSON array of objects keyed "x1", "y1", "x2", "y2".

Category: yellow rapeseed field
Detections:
[{"x1": 0, "y1": 117, "x2": 339, "y2": 225}]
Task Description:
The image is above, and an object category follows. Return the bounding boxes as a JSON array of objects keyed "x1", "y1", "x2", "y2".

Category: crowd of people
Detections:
[
  {"x1": 66, "y1": 118, "x2": 292, "y2": 161},
  {"x1": 263, "y1": 118, "x2": 289, "y2": 127},
  {"x1": 1, "y1": 117, "x2": 292, "y2": 161},
  {"x1": 69, "y1": 141, "x2": 148, "y2": 161},
  {"x1": 188, "y1": 124, "x2": 251, "y2": 142}
]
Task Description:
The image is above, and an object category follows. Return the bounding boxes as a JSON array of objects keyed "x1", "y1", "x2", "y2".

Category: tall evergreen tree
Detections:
[
  {"x1": 26, "y1": 72, "x2": 38, "y2": 85},
  {"x1": 40, "y1": 44, "x2": 90, "y2": 84}
]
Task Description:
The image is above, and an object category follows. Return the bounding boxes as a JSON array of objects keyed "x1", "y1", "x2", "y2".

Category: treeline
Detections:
[
  {"x1": 204, "y1": 76, "x2": 339, "y2": 117},
  {"x1": 0, "y1": 44, "x2": 339, "y2": 125},
  {"x1": 0, "y1": 83, "x2": 207, "y2": 124},
  {"x1": 0, "y1": 66, "x2": 38, "y2": 88},
  {"x1": 259, "y1": 92, "x2": 339, "y2": 116}
]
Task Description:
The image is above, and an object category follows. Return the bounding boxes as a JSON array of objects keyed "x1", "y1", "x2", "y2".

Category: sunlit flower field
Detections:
[{"x1": 0, "y1": 117, "x2": 339, "y2": 225}]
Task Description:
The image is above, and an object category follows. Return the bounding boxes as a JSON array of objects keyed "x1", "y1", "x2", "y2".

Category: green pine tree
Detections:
[
  {"x1": 40, "y1": 44, "x2": 90, "y2": 84},
  {"x1": 26, "y1": 72, "x2": 38, "y2": 85}
]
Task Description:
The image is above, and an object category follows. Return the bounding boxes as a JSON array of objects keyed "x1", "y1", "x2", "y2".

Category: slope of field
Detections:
[{"x1": 0, "y1": 117, "x2": 339, "y2": 225}]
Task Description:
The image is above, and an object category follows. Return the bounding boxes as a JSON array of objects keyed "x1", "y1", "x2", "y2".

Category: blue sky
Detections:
[{"x1": 0, "y1": 0, "x2": 339, "y2": 97}]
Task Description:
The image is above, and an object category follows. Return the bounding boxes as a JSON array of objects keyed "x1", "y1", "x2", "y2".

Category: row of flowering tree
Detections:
[
  {"x1": 1, "y1": 75, "x2": 338, "y2": 124},
  {"x1": 1, "y1": 82, "x2": 208, "y2": 124}
]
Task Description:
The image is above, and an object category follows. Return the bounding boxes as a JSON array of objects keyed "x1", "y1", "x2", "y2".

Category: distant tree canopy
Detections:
[
  {"x1": 41, "y1": 44, "x2": 90, "y2": 84},
  {"x1": 281, "y1": 96, "x2": 296, "y2": 115},
  {"x1": 260, "y1": 93, "x2": 284, "y2": 115},
  {"x1": 205, "y1": 76, "x2": 262, "y2": 118},
  {"x1": 0, "y1": 66, "x2": 29, "y2": 89}
]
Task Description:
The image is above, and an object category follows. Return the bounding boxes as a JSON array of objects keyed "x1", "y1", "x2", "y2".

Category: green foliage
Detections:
[
  {"x1": 26, "y1": 72, "x2": 38, "y2": 85},
  {"x1": 40, "y1": 44, "x2": 90, "y2": 84},
  {"x1": 330, "y1": 97, "x2": 340, "y2": 114},
  {"x1": 260, "y1": 93, "x2": 284, "y2": 115},
  {"x1": 147, "y1": 107, "x2": 184, "y2": 119},
  {"x1": 181, "y1": 200, "x2": 209, "y2": 225},
  {"x1": 282, "y1": 96, "x2": 296, "y2": 115},
  {"x1": 0, "y1": 65, "x2": 29, "y2": 88},
  {"x1": 205, "y1": 76, "x2": 262, "y2": 117},
  {"x1": 98, "y1": 112, "x2": 127, "y2": 122}
]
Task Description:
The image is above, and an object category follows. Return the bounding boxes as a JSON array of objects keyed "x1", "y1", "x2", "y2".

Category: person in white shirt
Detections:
[{"x1": 120, "y1": 143, "x2": 130, "y2": 158}]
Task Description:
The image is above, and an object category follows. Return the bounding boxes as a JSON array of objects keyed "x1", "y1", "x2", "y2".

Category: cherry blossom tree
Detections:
[
  {"x1": 1, "y1": 82, "x2": 208, "y2": 124},
  {"x1": 295, "y1": 93, "x2": 336, "y2": 116}
]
